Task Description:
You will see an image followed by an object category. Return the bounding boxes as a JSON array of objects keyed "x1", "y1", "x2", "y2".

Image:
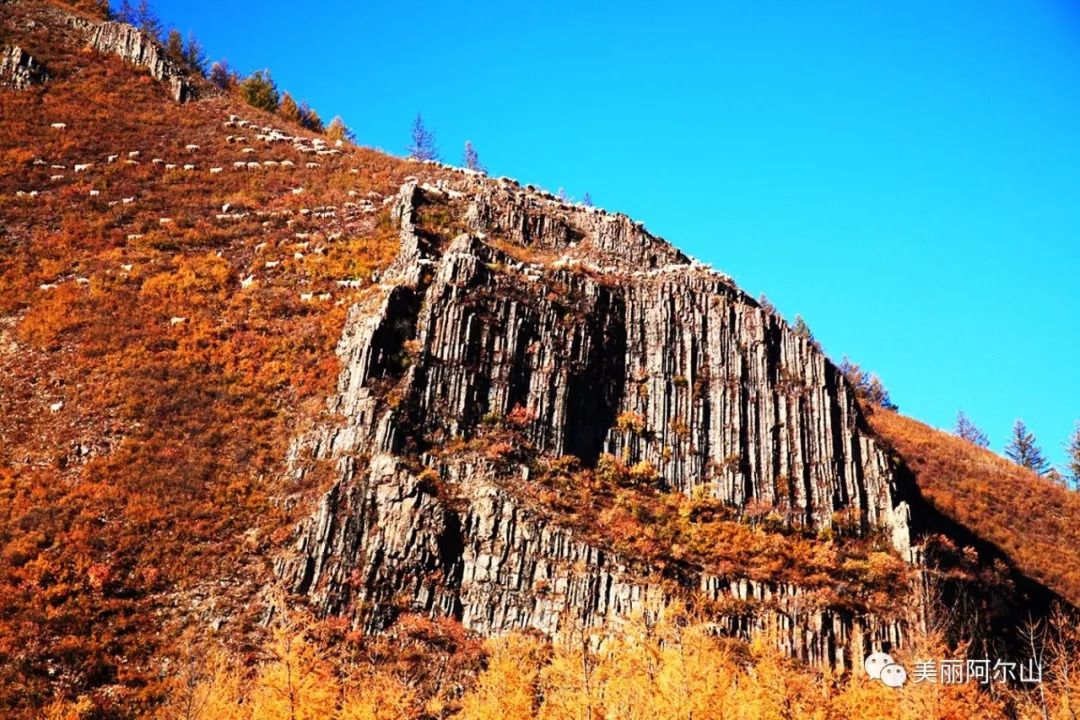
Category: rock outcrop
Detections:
[
  {"x1": 0, "y1": 45, "x2": 48, "y2": 89},
  {"x1": 87, "y1": 22, "x2": 196, "y2": 102},
  {"x1": 277, "y1": 176, "x2": 916, "y2": 667}
]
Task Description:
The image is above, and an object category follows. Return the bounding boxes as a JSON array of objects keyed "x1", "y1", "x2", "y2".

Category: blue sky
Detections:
[{"x1": 154, "y1": 0, "x2": 1080, "y2": 467}]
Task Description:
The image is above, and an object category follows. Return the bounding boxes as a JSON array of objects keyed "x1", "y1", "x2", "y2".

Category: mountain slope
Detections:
[{"x1": 0, "y1": 2, "x2": 1075, "y2": 716}]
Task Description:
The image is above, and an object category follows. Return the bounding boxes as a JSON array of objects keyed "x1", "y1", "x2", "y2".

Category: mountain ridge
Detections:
[{"x1": 1, "y1": 2, "x2": 1077, "y2": 715}]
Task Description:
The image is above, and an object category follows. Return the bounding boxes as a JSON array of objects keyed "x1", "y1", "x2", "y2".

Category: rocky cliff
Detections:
[
  {"x1": 87, "y1": 21, "x2": 197, "y2": 102},
  {"x1": 0, "y1": 45, "x2": 48, "y2": 89},
  {"x1": 276, "y1": 172, "x2": 915, "y2": 667}
]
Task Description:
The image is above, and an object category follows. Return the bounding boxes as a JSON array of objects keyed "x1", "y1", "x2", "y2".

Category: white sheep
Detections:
[
  {"x1": 122, "y1": 197, "x2": 134, "y2": 204},
  {"x1": 152, "y1": 158, "x2": 164, "y2": 164},
  {"x1": 50, "y1": 175, "x2": 64, "y2": 181},
  {"x1": 293, "y1": 252, "x2": 304, "y2": 260},
  {"x1": 170, "y1": 317, "x2": 187, "y2": 326},
  {"x1": 159, "y1": 218, "x2": 173, "y2": 224},
  {"x1": 50, "y1": 400, "x2": 64, "y2": 413},
  {"x1": 185, "y1": 144, "x2": 200, "y2": 152},
  {"x1": 265, "y1": 260, "x2": 279, "y2": 268},
  {"x1": 183, "y1": 164, "x2": 195, "y2": 171},
  {"x1": 127, "y1": 234, "x2": 142, "y2": 240},
  {"x1": 241, "y1": 147, "x2": 255, "y2": 154},
  {"x1": 89, "y1": 189, "x2": 100, "y2": 196},
  {"x1": 40, "y1": 283, "x2": 57, "y2": 290},
  {"x1": 210, "y1": 167, "x2": 223, "y2": 174},
  {"x1": 305, "y1": 162, "x2": 320, "y2": 168},
  {"x1": 241, "y1": 275, "x2": 255, "y2": 288},
  {"x1": 128, "y1": 151, "x2": 140, "y2": 158},
  {"x1": 254, "y1": 242, "x2": 267, "y2": 253},
  {"x1": 51, "y1": 123, "x2": 66, "y2": 130},
  {"x1": 165, "y1": 164, "x2": 177, "y2": 170},
  {"x1": 121, "y1": 264, "x2": 133, "y2": 271},
  {"x1": 107, "y1": 154, "x2": 119, "y2": 163},
  {"x1": 300, "y1": 292, "x2": 313, "y2": 301},
  {"x1": 75, "y1": 277, "x2": 89, "y2": 285},
  {"x1": 233, "y1": 161, "x2": 246, "y2": 169},
  {"x1": 280, "y1": 160, "x2": 295, "y2": 168},
  {"x1": 318, "y1": 293, "x2": 331, "y2": 301},
  {"x1": 291, "y1": 187, "x2": 304, "y2": 195},
  {"x1": 246, "y1": 162, "x2": 261, "y2": 170},
  {"x1": 74, "y1": 164, "x2": 91, "y2": 172}
]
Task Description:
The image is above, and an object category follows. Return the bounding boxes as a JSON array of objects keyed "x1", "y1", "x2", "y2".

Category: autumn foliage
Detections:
[
  {"x1": 5, "y1": 3, "x2": 1080, "y2": 719},
  {"x1": 0, "y1": 2, "x2": 461, "y2": 715},
  {"x1": 143, "y1": 603, "x2": 1080, "y2": 720},
  {"x1": 869, "y1": 409, "x2": 1080, "y2": 607}
]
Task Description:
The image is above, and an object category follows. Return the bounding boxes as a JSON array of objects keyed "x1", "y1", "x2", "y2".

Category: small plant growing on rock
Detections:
[
  {"x1": 506, "y1": 404, "x2": 538, "y2": 428},
  {"x1": 616, "y1": 411, "x2": 646, "y2": 434}
]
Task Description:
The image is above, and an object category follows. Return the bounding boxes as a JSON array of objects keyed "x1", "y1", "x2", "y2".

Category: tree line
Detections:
[{"x1": 109, "y1": 0, "x2": 355, "y2": 144}]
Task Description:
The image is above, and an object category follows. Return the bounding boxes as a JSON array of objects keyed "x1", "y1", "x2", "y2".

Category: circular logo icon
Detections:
[
  {"x1": 880, "y1": 663, "x2": 908, "y2": 688},
  {"x1": 864, "y1": 651, "x2": 895, "y2": 680}
]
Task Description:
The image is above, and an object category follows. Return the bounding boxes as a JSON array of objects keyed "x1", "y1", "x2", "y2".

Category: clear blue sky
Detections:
[{"x1": 154, "y1": 0, "x2": 1080, "y2": 468}]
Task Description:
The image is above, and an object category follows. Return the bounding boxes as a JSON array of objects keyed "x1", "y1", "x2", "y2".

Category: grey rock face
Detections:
[
  {"x1": 0, "y1": 45, "x2": 48, "y2": 89},
  {"x1": 277, "y1": 177, "x2": 914, "y2": 666},
  {"x1": 87, "y1": 22, "x2": 195, "y2": 102}
]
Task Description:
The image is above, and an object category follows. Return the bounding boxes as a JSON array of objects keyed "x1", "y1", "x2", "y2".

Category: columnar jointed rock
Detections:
[
  {"x1": 88, "y1": 22, "x2": 195, "y2": 102},
  {"x1": 0, "y1": 45, "x2": 48, "y2": 89},
  {"x1": 278, "y1": 178, "x2": 915, "y2": 666}
]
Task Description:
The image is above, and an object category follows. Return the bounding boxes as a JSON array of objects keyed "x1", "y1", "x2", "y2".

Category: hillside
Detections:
[
  {"x1": 869, "y1": 408, "x2": 1080, "y2": 607},
  {"x1": 1, "y1": 2, "x2": 1078, "y2": 718}
]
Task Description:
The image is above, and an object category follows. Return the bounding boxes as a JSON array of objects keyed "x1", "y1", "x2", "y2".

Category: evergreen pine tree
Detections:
[
  {"x1": 298, "y1": 100, "x2": 323, "y2": 132},
  {"x1": 406, "y1": 113, "x2": 439, "y2": 161},
  {"x1": 1005, "y1": 419, "x2": 1050, "y2": 475},
  {"x1": 1066, "y1": 421, "x2": 1080, "y2": 488},
  {"x1": 793, "y1": 314, "x2": 813, "y2": 341},
  {"x1": 955, "y1": 410, "x2": 990, "y2": 447},
  {"x1": 184, "y1": 32, "x2": 207, "y2": 75},
  {"x1": 239, "y1": 70, "x2": 280, "y2": 112},
  {"x1": 134, "y1": 0, "x2": 162, "y2": 40},
  {"x1": 462, "y1": 141, "x2": 486, "y2": 174},
  {"x1": 115, "y1": 0, "x2": 136, "y2": 23}
]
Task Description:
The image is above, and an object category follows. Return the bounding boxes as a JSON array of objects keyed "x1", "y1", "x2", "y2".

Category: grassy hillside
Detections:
[
  {"x1": 2, "y1": 2, "x2": 1078, "y2": 717},
  {"x1": 0, "y1": 2, "x2": 451, "y2": 712},
  {"x1": 869, "y1": 408, "x2": 1080, "y2": 606}
]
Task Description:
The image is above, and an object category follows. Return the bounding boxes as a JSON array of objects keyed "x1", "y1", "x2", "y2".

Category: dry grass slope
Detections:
[{"x1": 869, "y1": 409, "x2": 1080, "y2": 607}]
